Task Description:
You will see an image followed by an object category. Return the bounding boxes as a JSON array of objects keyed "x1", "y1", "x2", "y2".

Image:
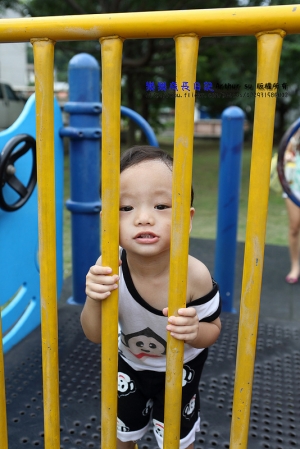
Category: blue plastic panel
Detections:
[{"x1": 0, "y1": 94, "x2": 64, "y2": 353}]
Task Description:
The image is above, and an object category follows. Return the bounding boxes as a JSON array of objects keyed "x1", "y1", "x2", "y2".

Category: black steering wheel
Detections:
[{"x1": 0, "y1": 134, "x2": 37, "y2": 212}]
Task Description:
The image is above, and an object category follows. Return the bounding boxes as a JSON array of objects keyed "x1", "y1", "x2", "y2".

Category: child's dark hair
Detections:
[{"x1": 120, "y1": 145, "x2": 194, "y2": 206}]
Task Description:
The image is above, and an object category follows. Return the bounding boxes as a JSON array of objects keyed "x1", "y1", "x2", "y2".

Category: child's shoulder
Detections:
[{"x1": 187, "y1": 255, "x2": 214, "y2": 301}]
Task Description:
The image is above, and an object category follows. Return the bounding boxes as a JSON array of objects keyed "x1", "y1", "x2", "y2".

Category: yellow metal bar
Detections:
[
  {"x1": 230, "y1": 30, "x2": 285, "y2": 449},
  {"x1": 164, "y1": 34, "x2": 199, "y2": 449},
  {"x1": 0, "y1": 6, "x2": 299, "y2": 42},
  {"x1": 32, "y1": 38, "x2": 60, "y2": 449},
  {"x1": 100, "y1": 36, "x2": 123, "y2": 449},
  {"x1": 0, "y1": 315, "x2": 8, "y2": 449}
]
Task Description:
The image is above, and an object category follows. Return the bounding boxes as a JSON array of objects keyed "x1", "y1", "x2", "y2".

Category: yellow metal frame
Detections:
[
  {"x1": 0, "y1": 5, "x2": 299, "y2": 449},
  {"x1": 164, "y1": 34, "x2": 199, "y2": 448},
  {"x1": 31, "y1": 38, "x2": 61, "y2": 449},
  {"x1": 0, "y1": 315, "x2": 8, "y2": 449},
  {"x1": 230, "y1": 30, "x2": 285, "y2": 449},
  {"x1": 100, "y1": 36, "x2": 123, "y2": 449},
  {"x1": 0, "y1": 6, "x2": 298, "y2": 40}
]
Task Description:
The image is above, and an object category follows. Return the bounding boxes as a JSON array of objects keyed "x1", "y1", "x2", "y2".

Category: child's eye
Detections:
[
  {"x1": 155, "y1": 204, "x2": 170, "y2": 210},
  {"x1": 120, "y1": 206, "x2": 133, "y2": 212}
]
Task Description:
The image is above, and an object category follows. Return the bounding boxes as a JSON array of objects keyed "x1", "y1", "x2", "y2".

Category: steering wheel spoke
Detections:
[{"x1": 7, "y1": 174, "x2": 28, "y2": 198}]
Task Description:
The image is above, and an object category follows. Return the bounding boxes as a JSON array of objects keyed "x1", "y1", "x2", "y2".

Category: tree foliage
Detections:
[
  {"x1": 0, "y1": 0, "x2": 20, "y2": 11},
  {"x1": 8, "y1": 0, "x2": 300, "y2": 140}
]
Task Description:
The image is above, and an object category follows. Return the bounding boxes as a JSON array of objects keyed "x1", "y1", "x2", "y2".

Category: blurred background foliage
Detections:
[
  {"x1": 1, "y1": 0, "x2": 300, "y2": 142},
  {"x1": 0, "y1": 0, "x2": 294, "y2": 275}
]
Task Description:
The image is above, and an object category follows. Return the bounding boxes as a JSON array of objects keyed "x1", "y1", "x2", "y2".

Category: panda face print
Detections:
[
  {"x1": 121, "y1": 327, "x2": 166, "y2": 359},
  {"x1": 118, "y1": 372, "x2": 136, "y2": 397},
  {"x1": 182, "y1": 365, "x2": 195, "y2": 386}
]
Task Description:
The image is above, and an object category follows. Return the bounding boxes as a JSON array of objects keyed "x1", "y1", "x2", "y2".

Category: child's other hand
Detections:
[
  {"x1": 86, "y1": 260, "x2": 120, "y2": 301},
  {"x1": 163, "y1": 307, "x2": 199, "y2": 344}
]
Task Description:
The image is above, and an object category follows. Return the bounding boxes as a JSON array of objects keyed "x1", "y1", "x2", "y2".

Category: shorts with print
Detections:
[{"x1": 117, "y1": 348, "x2": 208, "y2": 449}]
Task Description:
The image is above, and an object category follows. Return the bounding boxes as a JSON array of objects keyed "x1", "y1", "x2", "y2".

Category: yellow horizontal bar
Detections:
[
  {"x1": 32, "y1": 38, "x2": 60, "y2": 449},
  {"x1": 0, "y1": 5, "x2": 299, "y2": 42}
]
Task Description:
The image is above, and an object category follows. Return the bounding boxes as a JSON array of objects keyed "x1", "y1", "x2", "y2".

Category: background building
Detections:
[{"x1": 0, "y1": 9, "x2": 27, "y2": 87}]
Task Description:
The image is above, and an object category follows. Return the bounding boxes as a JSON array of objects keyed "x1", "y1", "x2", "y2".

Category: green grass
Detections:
[
  {"x1": 62, "y1": 137, "x2": 289, "y2": 278},
  {"x1": 158, "y1": 136, "x2": 289, "y2": 245}
]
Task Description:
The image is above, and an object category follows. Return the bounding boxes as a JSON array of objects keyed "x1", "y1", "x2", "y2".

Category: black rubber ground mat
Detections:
[{"x1": 4, "y1": 304, "x2": 300, "y2": 449}]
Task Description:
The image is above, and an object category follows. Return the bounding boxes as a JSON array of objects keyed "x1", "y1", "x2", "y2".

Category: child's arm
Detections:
[
  {"x1": 163, "y1": 256, "x2": 221, "y2": 348},
  {"x1": 163, "y1": 307, "x2": 221, "y2": 349},
  {"x1": 80, "y1": 256, "x2": 119, "y2": 344}
]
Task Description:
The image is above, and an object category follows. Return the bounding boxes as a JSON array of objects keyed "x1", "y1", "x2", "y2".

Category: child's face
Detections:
[
  {"x1": 119, "y1": 159, "x2": 195, "y2": 257},
  {"x1": 119, "y1": 159, "x2": 174, "y2": 257}
]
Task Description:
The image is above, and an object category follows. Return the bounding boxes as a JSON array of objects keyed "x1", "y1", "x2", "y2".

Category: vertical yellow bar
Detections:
[
  {"x1": 230, "y1": 30, "x2": 285, "y2": 449},
  {"x1": 0, "y1": 316, "x2": 8, "y2": 449},
  {"x1": 164, "y1": 34, "x2": 199, "y2": 449},
  {"x1": 31, "y1": 38, "x2": 60, "y2": 449},
  {"x1": 100, "y1": 36, "x2": 123, "y2": 449}
]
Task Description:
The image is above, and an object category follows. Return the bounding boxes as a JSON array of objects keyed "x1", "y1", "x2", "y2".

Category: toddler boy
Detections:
[{"x1": 81, "y1": 146, "x2": 221, "y2": 449}]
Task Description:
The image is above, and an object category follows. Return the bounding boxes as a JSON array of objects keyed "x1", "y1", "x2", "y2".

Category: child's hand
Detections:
[
  {"x1": 163, "y1": 307, "x2": 199, "y2": 344},
  {"x1": 86, "y1": 262, "x2": 120, "y2": 301}
]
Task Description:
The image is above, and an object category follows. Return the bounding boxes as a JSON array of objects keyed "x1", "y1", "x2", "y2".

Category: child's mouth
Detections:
[{"x1": 134, "y1": 232, "x2": 159, "y2": 243}]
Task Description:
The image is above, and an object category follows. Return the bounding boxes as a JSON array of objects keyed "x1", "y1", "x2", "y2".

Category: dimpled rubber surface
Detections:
[{"x1": 4, "y1": 305, "x2": 300, "y2": 449}]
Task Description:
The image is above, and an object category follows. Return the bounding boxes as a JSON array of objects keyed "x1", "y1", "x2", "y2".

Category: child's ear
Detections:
[{"x1": 189, "y1": 208, "x2": 195, "y2": 233}]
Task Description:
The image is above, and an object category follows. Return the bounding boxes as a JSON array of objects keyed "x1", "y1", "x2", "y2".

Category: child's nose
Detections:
[{"x1": 135, "y1": 210, "x2": 154, "y2": 225}]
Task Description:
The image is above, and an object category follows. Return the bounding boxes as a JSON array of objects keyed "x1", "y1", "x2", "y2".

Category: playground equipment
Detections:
[
  {"x1": 0, "y1": 96, "x2": 64, "y2": 354},
  {"x1": 60, "y1": 53, "x2": 102, "y2": 306},
  {"x1": 61, "y1": 52, "x2": 159, "y2": 305},
  {"x1": 0, "y1": 134, "x2": 37, "y2": 212},
  {"x1": 0, "y1": 5, "x2": 299, "y2": 449},
  {"x1": 60, "y1": 51, "x2": 240, "y2": 309},
  {"x1": 277, "y1": 116, "x2": 300, "y2": 207},
  {"x1": 214, "y1": 106, "x2": 245, "y2": 312}
]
